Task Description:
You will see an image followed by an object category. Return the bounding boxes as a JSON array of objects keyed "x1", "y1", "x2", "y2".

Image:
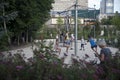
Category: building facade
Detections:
[
  {"x1": 46, "y1": 0, "x2": 95, "y2": 29},
  {"x1": 52, "y1": 0, "x2": 88, "y2": 12},
  {"x1": 48, "y1": 0, "x2": 88, "y2": 26},
  {"x1": 99, "y1": 0, "x2": 120, "y2": 21},
  {"x1": 100, "y1": 0, "x2": 114, "y2": 14}
]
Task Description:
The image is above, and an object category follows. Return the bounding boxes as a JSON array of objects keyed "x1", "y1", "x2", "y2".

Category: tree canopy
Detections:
[
  {"x1": 0, "y1": 0, "x2": 54, "y2": 50},
  {"x1": 101, "y1": 17, "x2": 112, "y2": 25},
  {"x1": 112, "y1": 11, "x2": 120, "y2": 30}
]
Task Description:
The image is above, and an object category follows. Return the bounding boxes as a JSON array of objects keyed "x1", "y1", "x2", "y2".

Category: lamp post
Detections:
[
  {"x1": 94, "y1": 5, "x2": 96, "y2": 38},
  {"x1": 66, "y1": 13, "x2": 69, "y2": 32},
  {"x1": 74, "y1": 0, "x2": 78, "y2": 55}
]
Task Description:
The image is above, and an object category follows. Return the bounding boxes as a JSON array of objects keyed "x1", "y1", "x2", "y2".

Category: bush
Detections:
[
  {"x1": 0, "y1": 41, "x2": 120, "y2": 80},
  {"x1": 0, "y1": 34, "x2": 9, "y2": 51}
]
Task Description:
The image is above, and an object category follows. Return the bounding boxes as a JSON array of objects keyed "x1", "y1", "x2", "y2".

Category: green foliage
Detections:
[
  {"x1": 0, "y1": 41, "x2": 120, "y2": 80},
  {"x1": 101, "y1": 18, "x2": 112, "y2": 25},
  {"x1": 112, "y1": 12, "x2": 120, "y2": 30},
  {"x1": 35, "y1": 25, "x2": 57, "y2": 39},
  {"x1": 56, "y1": 17, "x2": 64, "y2": 33},
  {"x1": 0, "y1": 34, "x2": 9, "y2": 51},
  {"x1": 103, "y1": 26, "x2": 108, "y2": 38},
  {"x1": 94, "y1": 21, "x2": 101, "y2": 36},
  {"x1": 117, "y1": 36, "x2": 120, "y2": 48},
  {"x1": 80, "y1": 25, "x2": 91, "y2": 39},
  {"x1": 0, "y1": 0, "x2": 54, "y2": 49},
  {"x1": 57, "y1": 17, "x2": 64, "y2": 26}
]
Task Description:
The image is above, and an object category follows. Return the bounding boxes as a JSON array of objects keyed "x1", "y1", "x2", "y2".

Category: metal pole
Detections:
[
  {"x1": 74, "y1": 0, "x2": 78, "y2": 55},
  {"x1": 94, "y1": 5, "x2": 96, "y2": 38},
  {"x1": 66, "y1": 14, "x2": 69, "y2": 32}
]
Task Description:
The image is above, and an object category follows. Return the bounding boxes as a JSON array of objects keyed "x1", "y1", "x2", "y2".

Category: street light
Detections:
[
  {"x1": 56, "y1": 1, "x2": 95, "y2": 55},
  {"x1": 66, "y1": 13, "x2": 69, "y2": 32},
  {"x1": 94, "y1": 5, "x2": 96, "y2": 38},
  {"x1": 74, "y1": 0, "x2": 78, "y2": 55}
]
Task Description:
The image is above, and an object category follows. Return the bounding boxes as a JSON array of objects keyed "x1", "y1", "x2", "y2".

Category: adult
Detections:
[
  {"x1": 94, "y1": 40, "x2": 112, "y2": 80},
  {"x1": 95, "y1": 40, "x2": 112, "y2": 63},
  {"x1": 64, "y1": 32, "x2": 70, "y2": 55},
  {"x1": 60, "y1": 31, "x2": 64, "y2": 43}
]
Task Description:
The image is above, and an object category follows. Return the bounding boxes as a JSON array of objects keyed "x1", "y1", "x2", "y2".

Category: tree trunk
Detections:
[
  {"x1": 30, "y1": 36, "x2": 33, "y2": 42},
  {"x1": 17, "y1": 36, "x2": 20, "y2": 46},
  {"x1": 26, "y1": 30, "x2": 28, "y2": 43},
  {"x1": 3, "y1": 6, "x2": 11, "y2": 45},
  {"x1": 22, "y1": 37, "x2": 25, "y2": 43},
  {"x1": 107, "y1": 25, "x2": 110, "y2": 39}
]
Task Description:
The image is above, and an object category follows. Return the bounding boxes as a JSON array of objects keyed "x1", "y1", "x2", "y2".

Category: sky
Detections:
[
  {"x1": 114, "y1": 0, "x2": 120, "y2": 13},
  {"x1": 88, "y1": 0, "x2": 101, "y2": 9},
  {"x1": 88, "y1": 0, "x2": 120, "y2": 12}
]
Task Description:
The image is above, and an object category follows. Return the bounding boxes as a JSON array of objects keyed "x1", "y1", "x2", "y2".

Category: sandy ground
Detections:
[{"x1": 3, "y1": 39, "x2": 118, "y2": 64}]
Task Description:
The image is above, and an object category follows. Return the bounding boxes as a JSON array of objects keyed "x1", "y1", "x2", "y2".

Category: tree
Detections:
[
  {"x1": 100, "y1": 17, "x2": 113, "y2": 39},
  {"x1": 94, "y1": 20, "x2": 101, "y2": 38},
  {"x1": 101, "y1": 18, "x2": 112, "y2": 25},
  {"x1": 0, "y1": 0, "x2": 54, "y2": 49},
  {"x1": 56, "y1": 17, "x2": 64, "y2": 33},
  {"x1": 112, "y1": 11, "x2": 120, "y2": 30},
  {"x1": 112, "y1": 11, "x2": 120, "y2": 48},
  {"x1": 0, "y1": 2, "x2": 18, "y2": 44}
]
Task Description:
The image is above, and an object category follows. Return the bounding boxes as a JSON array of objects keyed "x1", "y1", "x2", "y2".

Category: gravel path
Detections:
[{"x1": 3, "y1": 39, "x2": 118, "y2": 64}]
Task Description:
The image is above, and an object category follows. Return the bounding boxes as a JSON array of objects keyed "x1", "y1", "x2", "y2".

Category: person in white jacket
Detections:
[
  {"x1": 70, "y1": 33, "x2": 74, "y2": 50},
  {"x1": 80, "y1": 36, "x2": 85, "y2": 51}
]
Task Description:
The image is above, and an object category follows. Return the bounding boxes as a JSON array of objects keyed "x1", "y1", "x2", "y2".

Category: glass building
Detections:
[
  {"x1": 100, "y1": 0, "x2": 114, "y2": 14},
  {"x1": 71, "y1": 10, "x2": 100, "y2": 19}
]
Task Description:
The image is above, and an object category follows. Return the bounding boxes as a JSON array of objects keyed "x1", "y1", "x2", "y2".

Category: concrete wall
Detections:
[{"x1": 52, "y1": 0, "x2": 88, "y2": 11}]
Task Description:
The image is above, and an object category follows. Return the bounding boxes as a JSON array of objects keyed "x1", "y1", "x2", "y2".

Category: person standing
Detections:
[
  {"x1": 80, "y1": 36, "x2": 85, "y2": 51},
  {"x1": 56, "y1": 34, "x2": 59, "y2": 39},
  {"x1": 70, "y1": 33, "x2": 74, "y2": 50},
  {"x1": 50, "y1": 33, "x2": 52, "y2": 38},
  {"x1": 64, "y1": 32, "x2": 70, "y2": 56}
]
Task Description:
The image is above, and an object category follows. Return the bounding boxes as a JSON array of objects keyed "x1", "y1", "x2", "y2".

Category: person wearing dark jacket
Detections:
[{"x1": 94, "y1": 40, "x2": 112, "y2": 80}]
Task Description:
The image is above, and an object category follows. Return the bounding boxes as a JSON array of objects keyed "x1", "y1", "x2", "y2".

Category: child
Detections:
[
  {"x1": 55, "y1": 39, "x2": 61, "y2": 55},
  {"x1": 80, "y1": 36, "x2": 85, "y2": 51},
  {"x1": 70, "y1": 33, "x2": 74, "y2": 50},
  {"x1": 88, "y1": 35, "x2": 97, "y2": 52}
]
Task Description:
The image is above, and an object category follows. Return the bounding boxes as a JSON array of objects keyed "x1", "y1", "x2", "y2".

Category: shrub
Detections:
[
  {"x1": 0, "y1": 34, "x2": 9, "y2": 51},
  {"x1": 0, "y1": 41, "x2": 120, "y2": 80}
]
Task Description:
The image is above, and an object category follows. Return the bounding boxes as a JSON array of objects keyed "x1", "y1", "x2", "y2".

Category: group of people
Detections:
[
  {"x1": 55, "y1": 32, "x2": 75, "y2": 56},
  {"x1": 55, "y1": 33, "x2": 112, "y2": 63},
  {"x1": 55, "y1": 33, "x2": 112, "y2": 79}
]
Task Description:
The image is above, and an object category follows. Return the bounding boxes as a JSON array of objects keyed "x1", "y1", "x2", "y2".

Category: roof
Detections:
[{"x1": 71, "y1": 9, "x2": 100, "y2": 19}]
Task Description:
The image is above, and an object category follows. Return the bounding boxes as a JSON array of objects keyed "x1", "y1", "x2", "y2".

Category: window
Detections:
[
  {"x1": 106, "y1": 9, "x2": 113, "y2": 13},
  {"x1": 106, "y1": 3, "x2": 113, "y2": 7},
  {"x1": 61, "y1": 0, "x2": 70, "y2": 1}
]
